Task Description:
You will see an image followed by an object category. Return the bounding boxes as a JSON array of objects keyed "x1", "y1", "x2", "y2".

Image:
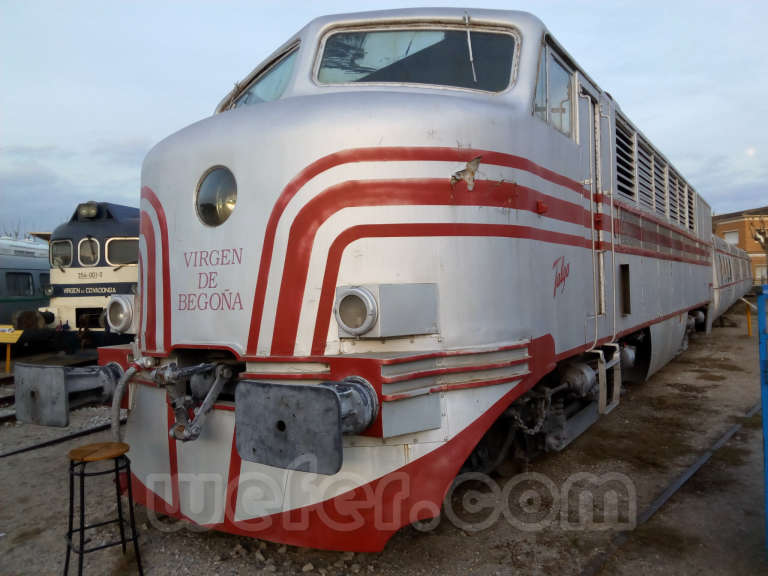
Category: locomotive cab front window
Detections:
[
  {"x1": 50, "y1": 240, "x2": 73, "y2": 267},
  {"x1": 106, "y1": 238, "x2": 139, "y2": 266},
  {"x1": 317, "y1": 27, "x2": 516, "y2": 92},
  {"x1": 78, "y1": 237, "x2": 100, "y2": 267}
]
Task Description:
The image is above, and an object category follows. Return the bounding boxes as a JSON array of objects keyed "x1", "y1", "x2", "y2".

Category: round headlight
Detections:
[
  {"x1": 335, "y1": 287, "x2": 378, "y2": 336},
  {"x1": 196, "y1": 166, "x2": 237, "y2": 226},
  {"x1": 107, "y1": 295, "x2": 133, "y2": 333}
]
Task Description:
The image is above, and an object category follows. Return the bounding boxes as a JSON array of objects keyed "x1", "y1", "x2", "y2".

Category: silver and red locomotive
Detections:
[{"x1": 17, "y1": 9, "x2": 751, "y2": 551}]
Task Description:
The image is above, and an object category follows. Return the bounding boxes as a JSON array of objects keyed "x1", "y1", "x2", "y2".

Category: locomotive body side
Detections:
[{"x1": 111, "y1": 8, "x2": 748, "y2": 551}]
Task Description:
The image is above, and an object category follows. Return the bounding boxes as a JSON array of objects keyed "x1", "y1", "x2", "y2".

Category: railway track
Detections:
[
  {"x1": 579, "y1": 401, "x2": 762, "y2": 576},
  {"x1": 0, "y1": 416, "x2": 127, "y2": 459}
]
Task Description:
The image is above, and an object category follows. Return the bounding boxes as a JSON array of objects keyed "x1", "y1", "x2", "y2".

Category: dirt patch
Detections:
[
  {"x1": 690, "y1": 373, "x2": 726, "y2": 382},
  {"x1": 630, "y1": 523, "x2": 702, "y2": 558},
  {"x1": 7, "y1": 525, "x2": 45, "y2": 546},
  {"x1": 704, "y1": 361, "x2": 746, "y2": 372},
  {"x1": 742, "y1": 412, "x2": 763, "y2": 430}
]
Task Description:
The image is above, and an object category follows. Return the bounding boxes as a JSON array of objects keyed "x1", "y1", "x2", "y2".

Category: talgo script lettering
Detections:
[{"x1": 177, "y1": 248, "x2": 244, "y2": 311}]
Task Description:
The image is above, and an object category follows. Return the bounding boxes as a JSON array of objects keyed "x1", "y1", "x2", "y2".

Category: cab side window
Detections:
[
  {"x1": 234, "y1": 49, "x2": 298, "y2": 108},
  {"x1": 533, "y1": 44, "x2": 573, "y2": 137}
]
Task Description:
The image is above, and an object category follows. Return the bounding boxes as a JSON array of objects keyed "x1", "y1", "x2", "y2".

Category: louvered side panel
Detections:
[
  {"x1": 653, "y1": 155, "x2": 667, "y2": 217},
  {"x1": 615, "y1": 116, "x2": 636, "y2": 201},
  {"x1": 668, "y1": 171, "x2": 679, "y2": 222},
  {"x1": 687, "y1": 186, "x2": 696, "y2": 231},
  {"x1": 637, "y1": 138, "x2": 654, "y2": 210}
]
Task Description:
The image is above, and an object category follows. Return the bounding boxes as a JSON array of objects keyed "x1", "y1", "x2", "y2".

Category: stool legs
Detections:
[
  {"x1": 64, "y1": 461, "x2": 74, "y2": 576},
  {"x1": 125, "y1": 459, "x2": 143, "y2": 576},
  {"x1": 78, "y1": 463, "x2": 85, "y2": 576},
  {"x1": 114, "y1": 458, "x2": 126, "y2": 553},
  {"x1": 64, "y1": 456, "x2": 143, "y2": 575}
]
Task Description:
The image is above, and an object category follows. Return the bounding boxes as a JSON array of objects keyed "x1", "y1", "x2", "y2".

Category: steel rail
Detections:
[
  {"x1": 578, "y1": 401, "x2": 761, "y2": 576},
  {"x1": 0, "y1": 417, "x2": 127, "y2": 459}
]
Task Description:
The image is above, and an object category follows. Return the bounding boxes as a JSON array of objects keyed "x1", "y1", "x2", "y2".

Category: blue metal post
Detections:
[{"x1": 759, "y1": 284, "x2": 768, "y2": 552}]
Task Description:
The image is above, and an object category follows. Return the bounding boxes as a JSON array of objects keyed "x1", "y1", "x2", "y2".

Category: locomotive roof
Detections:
[
  {"x1": 51, "y1": 202, "x2": 139, "y2": 241},
  {"x1": 216, "y1": 8, "x2": 548, "y2": 113}
]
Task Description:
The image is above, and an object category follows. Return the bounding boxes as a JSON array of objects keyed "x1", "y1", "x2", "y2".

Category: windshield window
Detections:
[
  {"x1": 50, "y1": 240, "x2": 72, "y2": 267},
  {"x1": 106, "y1": 238, "x2": 139, "y2": 265},
  {"x1": 318, "y1": 28, "x2": 515, "y2": 92},
  {"x1": 234, "y1": 49, "x2": 298, "y2": 107},
  {"x1": 78, "y1": 238, "x2": 99, "y2": 266}
]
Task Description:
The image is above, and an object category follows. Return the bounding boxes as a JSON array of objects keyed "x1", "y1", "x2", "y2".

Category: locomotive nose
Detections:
[{"x1": 140, "y1": 98, "x2": 334, "y2": 356}]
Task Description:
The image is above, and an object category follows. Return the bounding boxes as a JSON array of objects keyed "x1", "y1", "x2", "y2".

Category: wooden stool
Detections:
[{"x1": 64, "y1": 442, "x2": 143, "y2": 575}]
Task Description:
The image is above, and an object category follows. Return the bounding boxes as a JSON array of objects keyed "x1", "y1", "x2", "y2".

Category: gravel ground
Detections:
[{"x1": 0, "y1": 305, "x2": 765, "y2": 575}]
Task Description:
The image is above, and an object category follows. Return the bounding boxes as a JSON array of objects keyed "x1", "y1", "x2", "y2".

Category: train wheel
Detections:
[{"x1": 463, "y1": 418, "x2": 516, "y2": 475}]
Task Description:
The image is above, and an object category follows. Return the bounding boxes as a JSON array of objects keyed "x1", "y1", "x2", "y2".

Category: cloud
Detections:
[
  {"x1": 90, "y1": 137, "x2": 153, "y2": 167},
  {"x1": 0, "y1": 162, "x2": 138, "y2": 236},
  {"x1": 0, "y1": 144, "x2": 75, "y2": 161},
  {"x1": 0, "y1": 135, "x2": 145, "y2": 237}
]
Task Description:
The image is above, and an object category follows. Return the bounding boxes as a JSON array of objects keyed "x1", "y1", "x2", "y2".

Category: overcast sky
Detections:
[{"x1": 1, "y1": 0, "x2": 766, "y2": 236}]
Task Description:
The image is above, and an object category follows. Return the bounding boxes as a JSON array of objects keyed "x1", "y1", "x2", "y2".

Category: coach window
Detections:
[
  {"x1": 6, "y1": 272, "x2": 34, "y2": 296},
  {"x1": 533, "y1": 45, "x2": 573, "y2": 137},
  {"x1": 78, "y1": 237, "x2": 100, "y2": 267},
  {"x1": 50, "y1": 240, "x2": 72, "y2": 267},
  {"x1": 39, "y1": 273, "x2": 50, "y2": 295}
]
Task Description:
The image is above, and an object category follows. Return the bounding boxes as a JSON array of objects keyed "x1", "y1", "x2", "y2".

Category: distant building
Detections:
[{"x1": 713, "y1": 205, "x2": 768, "y2": 286}]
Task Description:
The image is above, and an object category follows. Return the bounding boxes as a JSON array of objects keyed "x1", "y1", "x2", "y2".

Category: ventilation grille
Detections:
[
  {"x1": 678, "y1": 181, "x2": 688, "y2": 228},
  {"x1": 637, "y1": 139, "x2": 653, "y2": 210},
  {"x1": 612, "y1": 112, "x2": 698, "y2": 234},
  {"x1": 668, "y1": 171, "x2": 680, "y2": 222},
  {"x1": 653, "y1": 156, "x2": 667, "y2": 216},
  {"x1": 687, "y1": 188, "x2": 695, "y2": 231},
  {"x1": 615, "y1": 116, "x2": 636, "y2": 200}
]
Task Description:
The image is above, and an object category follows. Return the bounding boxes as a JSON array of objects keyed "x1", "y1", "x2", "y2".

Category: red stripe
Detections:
[
  {"x1": 615, "y1": 214, "x2": 709, "y2": 259},
  {"x1": 135, "y1": 334, "x2": 557, "y2": 551},
  {"x1": 310, "y1": 223, "x2": 591, "y2": 355},
  {"x1": 380, "y1": 342, "x2": 528, "y2": 365},
  {"x1": 428, "y1": 373, "x2": 531, "y2": 395},
  {"x1": 137, "y1": 251, "x2": 144, "y2": 349},
  {"x1": 246, "y1": 147, "x2": 588, "y2": 355},
  {"x1": 613, "y1": 199, "x2": 707, "y2": 247},
  {"x1": 553, "y1": 299, "x2": 711, "y2": 362},
  {"x1": 224, "y1": 427, "x2": 241, "y2": 526},
  {"x1": 381, "y1": 357, "x2": 530, "y2": 385},
  {"x1": 142, "y1": 187, "x2": 172, "y2": 352},
  {"x1": 270, "y1": 179, "x2": 588, "y2": 354},
  {"x1": 166, "y1": 402, "x2": 180, "y2": 514},
  {"x1": 605, "y1": 243, "x2": 711, "y2": 266},
  {"x1": 381, "y1": 373, "x2": 530, "y2": 402},
  {"x1": 140, "y1": 211, "x2": 157, "y2": 351}
]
